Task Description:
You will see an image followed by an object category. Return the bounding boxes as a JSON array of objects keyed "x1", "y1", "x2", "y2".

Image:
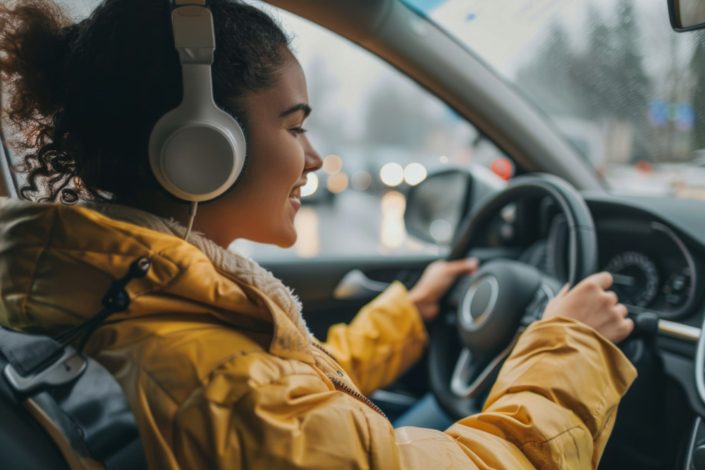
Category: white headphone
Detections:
[{"x1": 149, "y1": 0, "x2": 247, "y2": 237}]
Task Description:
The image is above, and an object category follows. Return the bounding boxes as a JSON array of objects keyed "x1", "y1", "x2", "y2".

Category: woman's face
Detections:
[{"x1": 195, "y1": 53, "x2": 323, "y2": 248}]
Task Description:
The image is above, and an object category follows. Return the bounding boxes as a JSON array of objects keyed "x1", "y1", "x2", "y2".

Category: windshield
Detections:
[{"x1": 404, "y1": 0, "x2": 705, "y2": 199}]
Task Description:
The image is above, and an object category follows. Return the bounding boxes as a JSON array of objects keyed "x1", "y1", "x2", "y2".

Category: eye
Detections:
[{"x1": 289, "y1": 126, "x2": 308, "y2": 135}]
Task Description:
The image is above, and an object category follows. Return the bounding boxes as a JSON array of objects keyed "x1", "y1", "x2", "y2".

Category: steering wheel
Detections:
[{"x1": 428, "y1": 174, "x2": 598, "y2": 420}]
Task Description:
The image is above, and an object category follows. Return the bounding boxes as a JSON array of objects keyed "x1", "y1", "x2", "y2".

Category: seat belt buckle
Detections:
[{"x1": 3, "y1": 346, "x2": 87, "y2": 394}]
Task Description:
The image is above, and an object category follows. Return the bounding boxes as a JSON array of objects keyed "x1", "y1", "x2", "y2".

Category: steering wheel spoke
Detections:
[
  {"x1": 520, "y1": 280, "x2": 558, "y2": 326},
  {"x1": 450, "y1": 333, "x2": 520, "y2": 398}
]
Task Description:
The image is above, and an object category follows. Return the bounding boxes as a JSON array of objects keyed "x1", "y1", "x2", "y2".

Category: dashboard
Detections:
[
  {"x1": 484, "y1": 193, "x2": 705, "y2": 324},
  {"x1": 595, "y1": 218, "x2": 695, "y2": 318},
  {"x1": 467, "y1": 189, "x2": 705, "y2": 468},
  {"x1": 546, "y1": 214, "x2": 699, "y2": 320}
]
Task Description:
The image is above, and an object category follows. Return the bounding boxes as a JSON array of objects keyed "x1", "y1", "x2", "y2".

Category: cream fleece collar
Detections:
[{"x1": 79, "y1": 201, "x2": 311, "y2": 339}]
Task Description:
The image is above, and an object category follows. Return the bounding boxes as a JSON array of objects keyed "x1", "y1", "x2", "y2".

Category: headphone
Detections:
[{"x1": 149, "y1": 0, "x2": 247, "y2": 238}]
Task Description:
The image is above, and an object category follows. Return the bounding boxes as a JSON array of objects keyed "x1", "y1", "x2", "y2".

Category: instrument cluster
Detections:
[{"x1": 548, "y1": 216, "x2": 698, "y2": 319}]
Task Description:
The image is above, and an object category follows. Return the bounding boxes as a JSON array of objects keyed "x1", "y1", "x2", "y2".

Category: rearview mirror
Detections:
[
  {"x1": 669, "y1": 0, "x2": 705, "y2": 32},
  {"x1": 404, "y1": 169, "x2": 472, "y2": 245}
]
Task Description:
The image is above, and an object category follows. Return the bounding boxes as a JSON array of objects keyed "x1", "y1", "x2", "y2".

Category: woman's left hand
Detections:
[{"x1": 408, "y1": 258, "x2": 480, "y2": 322}]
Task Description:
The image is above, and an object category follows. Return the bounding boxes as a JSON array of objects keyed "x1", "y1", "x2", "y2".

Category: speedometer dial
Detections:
[{"x1": 604, "y1": 252, "x2": 659, "y2": 307}]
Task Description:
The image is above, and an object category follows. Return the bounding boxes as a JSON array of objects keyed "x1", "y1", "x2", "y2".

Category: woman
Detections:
[{"x1": 0, "y1": 0, "x2": 636, "y2": 468}]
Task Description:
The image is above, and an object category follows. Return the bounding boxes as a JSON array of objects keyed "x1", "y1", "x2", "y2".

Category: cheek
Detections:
[
  {"x1": 270, "y1": 137, "x2": 306, "y2": 192},
  {"x1": 244, "y1": 134, "x2": 304, "y2": 204}
]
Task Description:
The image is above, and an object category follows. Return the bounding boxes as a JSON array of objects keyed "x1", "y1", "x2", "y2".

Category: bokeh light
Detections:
[
  {"x1": 380, "y1": 163, "x2": 404, "y2": 187},
  {"x1": 490, "y1": 158, "x2": 514, "y2": 180},
  {"x1": 326, "y1": 172, "x2": 349, "y2": 193},
  {"x1": 380, "y1": 190, "x2": 406, "y2": 214},
  {"x1": 380, "y1": 191, "x2": 407, "y2": 249},
  {"x1": 294, "y1": 207, "x2": 320, "y2": 258},
  {"x1": 323, "y1": 155, "x2": 343, "y2": 175},
  {"x1": 301, "y1": 173, "x2": 319, "y2": 197},
  {"x1": 429, "y1": 219, "x2": 453, "y2": 244},
  {"x1": 351, "y1": 171, "x2": 372, "y2": 191},
  {"x1": 404, "y1": 163, "x2": 427, "y2": 186},
  {"x1": 440, "y1": 156, "x2": 449, "y2": 164}
]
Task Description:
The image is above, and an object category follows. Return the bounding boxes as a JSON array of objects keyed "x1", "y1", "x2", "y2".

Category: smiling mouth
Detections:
[{"x1": 289, "y1": 187, "x2": 302, "y2": 201}]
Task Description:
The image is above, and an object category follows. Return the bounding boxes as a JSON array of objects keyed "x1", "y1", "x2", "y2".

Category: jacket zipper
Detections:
[
  {"x1": 328, "y1": 375, "x2": 388, "y2": 420},
  {"x1": 311, "y1": 341, "x2": 337, "y2": 361},
  {"x1": 310, "y1": 342, "x2": 388, "y2": 420}
]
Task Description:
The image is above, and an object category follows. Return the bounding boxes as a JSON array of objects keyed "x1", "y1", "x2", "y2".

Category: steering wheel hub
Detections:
[
  {"x1": 458, "y1": 260, "x2": 542, "y2": 353},
  {"x1": 461, "y1": 275, "x2": 498, "y2": 328}
]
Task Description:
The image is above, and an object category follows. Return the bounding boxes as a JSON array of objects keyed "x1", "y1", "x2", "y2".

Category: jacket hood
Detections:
[{"x1": 0, "y1": 197, "x2": 314, "y2": 364}]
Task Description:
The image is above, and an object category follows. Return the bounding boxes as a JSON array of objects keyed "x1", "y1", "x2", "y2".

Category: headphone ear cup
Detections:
[
  {"x1": 149, "y1": 108, "x2": 247, "y2": 202},
  {"x1": 149, "y1": 5, "x2": 247, "y2": 203},
  {"x1": 161, "y1": 125, "x2": 236, "y2": 196}
]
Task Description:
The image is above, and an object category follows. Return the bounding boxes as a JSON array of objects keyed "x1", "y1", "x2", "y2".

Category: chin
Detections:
[{"x1": 275, "y1": 229, "x2": 297, "y2": 248}]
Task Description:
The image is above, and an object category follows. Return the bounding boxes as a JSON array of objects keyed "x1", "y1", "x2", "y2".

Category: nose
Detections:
[{"x1": 302, "y1": 134, "x2": 323, "y2": 174}]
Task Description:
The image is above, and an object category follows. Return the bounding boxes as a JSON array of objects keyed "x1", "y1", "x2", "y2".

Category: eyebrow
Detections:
[{"x1": 279, "y1": 103, "x2": 312, "y2": 118}]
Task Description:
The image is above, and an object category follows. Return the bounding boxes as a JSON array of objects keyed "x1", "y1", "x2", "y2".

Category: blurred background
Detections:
[
  {"x1": 47, "y1": 0, "x2": 705, "y2": 261},
  {"x1": 410, "y1": 0, "x2": 705, "y2": 197}
]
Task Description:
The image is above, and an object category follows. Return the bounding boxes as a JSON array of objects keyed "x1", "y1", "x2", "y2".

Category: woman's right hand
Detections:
[{"x1": 542, "y1": 272, "x2": 634, "y2": 343}]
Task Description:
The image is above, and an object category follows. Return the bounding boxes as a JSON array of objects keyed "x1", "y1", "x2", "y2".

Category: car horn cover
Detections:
[{"x1": 458, "y1": 260, "x2": 541, "y2": 353}]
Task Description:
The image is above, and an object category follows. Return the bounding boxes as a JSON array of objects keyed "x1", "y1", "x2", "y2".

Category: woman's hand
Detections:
[
  {"x1": 542, "y1": 272, "x2": 634, "y2": 343},
  {"x1": 408, "y1": 258, "x2": 479, "y2": 322}
]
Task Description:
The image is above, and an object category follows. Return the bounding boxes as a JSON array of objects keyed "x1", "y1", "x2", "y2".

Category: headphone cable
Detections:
[{"x1": 184, "y1": 201, "x2": 198, "y2": 240}]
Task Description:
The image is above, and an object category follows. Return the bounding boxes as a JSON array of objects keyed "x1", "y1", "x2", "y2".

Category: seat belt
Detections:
[{"x1": 0, "y1": 257, "x2": 151, "y2": 470}]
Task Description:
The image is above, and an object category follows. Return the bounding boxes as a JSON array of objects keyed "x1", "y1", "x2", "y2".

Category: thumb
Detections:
[{"x1": 557, "y1": 283, "x2": 570, "y2": 298}]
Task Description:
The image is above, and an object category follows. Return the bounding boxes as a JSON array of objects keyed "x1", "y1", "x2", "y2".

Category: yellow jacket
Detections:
[{"x1": 0, "y1": 197, "x2": 637, "y2": 469}]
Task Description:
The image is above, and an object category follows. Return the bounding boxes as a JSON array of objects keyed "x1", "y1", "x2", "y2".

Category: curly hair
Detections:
[{"x1": 0, "y1": 0, "x2": 290, "y2": 204}]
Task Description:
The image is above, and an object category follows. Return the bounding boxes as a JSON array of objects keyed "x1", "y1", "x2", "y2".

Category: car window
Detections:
[
  {"x1": 232, "y1": 4, "x2": 513, "y2": 261},
  {"x1": 403, "y1": 0, "x2": 705, "y2": 199}
]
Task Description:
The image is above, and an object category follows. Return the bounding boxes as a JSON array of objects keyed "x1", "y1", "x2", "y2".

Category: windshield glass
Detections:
[{"x1": 403, "y1": 0, "x2": 705, "y2": 199}]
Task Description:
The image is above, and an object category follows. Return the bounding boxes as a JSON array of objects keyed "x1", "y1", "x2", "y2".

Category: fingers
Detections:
[
  {"x1": 615, "y1": 317, "x2": 635, "y2": 343},
  {"x1": 448, "y1": 257, "x2": 479, "y2": 275},
  {"x1": 604, "y1": 290, "x2": 619, "y2": 306},
  {"x1": 591, "y1": 271, "x2": 614, "y2": 290},
  {"x1": 608, "y1": 303, "x2": 631, "y2": 343},
  {"x1": 556, "y1": 283, "x2": 570, "y2": 298},
  {"x1": 614, "y1": 303, "x2": 628, "y2": 318}
]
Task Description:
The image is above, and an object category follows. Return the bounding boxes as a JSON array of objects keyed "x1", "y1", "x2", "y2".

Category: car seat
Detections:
[{"x1": 0, "y1": 258, "x2": 150, "y2": 470}]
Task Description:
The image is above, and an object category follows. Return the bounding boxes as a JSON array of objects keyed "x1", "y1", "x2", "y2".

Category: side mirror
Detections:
[
  {"x1": 669, "y1": 0, "x2": 705, "y2": 32},
  {"x1": 404, "y1": 169, "x2": 472, "y2": 245}
]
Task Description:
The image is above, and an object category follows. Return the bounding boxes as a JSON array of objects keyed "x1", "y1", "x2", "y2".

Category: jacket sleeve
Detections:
[
  {"x1": 171, "y1": 316, "x2": 636, "y2": 470},
  {"x1": 320, "y1": 281, "x2": 428, "y2": 395},
  {"x1": 440, "y1": 316, "x2": 638, "y2": 469}
]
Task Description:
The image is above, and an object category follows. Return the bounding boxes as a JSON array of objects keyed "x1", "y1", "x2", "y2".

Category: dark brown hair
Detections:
[{"x1": 0, "y1": 0, "x2": 290, "y2": 204}]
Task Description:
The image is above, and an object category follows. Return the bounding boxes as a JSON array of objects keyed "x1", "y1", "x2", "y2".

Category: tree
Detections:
[
  {"x1": 612, "y1": 0, "x2": 653, "y2": 160},
  {"x1": 516, "y1": 23, "x2": 580, "y2": 117},
  {"x1": 516, "y1": 0, "x2": 655, "y2": 163},
  {"x1": 579, "y1": 5, "x2": 620, "y2": 121}
]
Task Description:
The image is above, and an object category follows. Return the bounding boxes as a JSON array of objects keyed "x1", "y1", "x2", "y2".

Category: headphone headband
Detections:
[{"x1": 170, "y1": 0, "x2": 214, "y2": 65}]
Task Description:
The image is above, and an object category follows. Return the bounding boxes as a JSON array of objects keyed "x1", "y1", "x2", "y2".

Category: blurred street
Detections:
[
  {"x1": 233, "y1": 190, "x2": 444, "y2": 260},
  {"x1": 234, "y1": 159, "x2": 705, "y2": 262}
]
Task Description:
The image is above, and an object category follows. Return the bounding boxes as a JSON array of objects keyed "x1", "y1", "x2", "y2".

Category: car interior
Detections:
[{"x1": 3, "y1": 0, "x2": 705, "y2": 469}]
